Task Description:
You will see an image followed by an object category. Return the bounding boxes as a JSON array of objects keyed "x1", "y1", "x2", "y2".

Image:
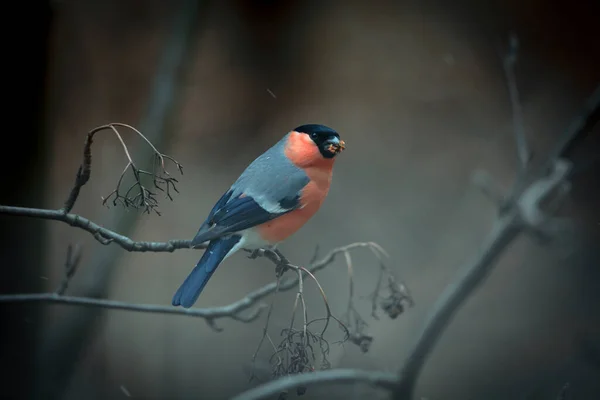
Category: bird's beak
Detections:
[{"x1": 324, "y1": 137, "x2": 346, "y2": 154}]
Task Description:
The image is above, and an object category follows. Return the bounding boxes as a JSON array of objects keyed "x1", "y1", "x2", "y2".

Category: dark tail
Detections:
[{"x1": 172, "y1": 235, "x2": 241, "y2": 308}]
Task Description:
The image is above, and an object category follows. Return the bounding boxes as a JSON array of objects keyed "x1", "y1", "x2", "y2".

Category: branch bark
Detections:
[
  {"x1": 394, "y1": 212, "x2": 521, "y2": 397},
  {"x1": 0, "y1": 242, "x2": 397, "y2": 328},
  {"x1": 0, "y1": 293, "x2": 265, "y2": 324},
  {"x1": 0, "y1": 205, "x2": 201, "y2": 251},
  {"x1": 230, "y1": 369, "x2": 398, "y2": 400}
]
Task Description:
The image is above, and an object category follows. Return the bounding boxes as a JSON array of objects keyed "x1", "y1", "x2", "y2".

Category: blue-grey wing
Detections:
[{"x1": 191, "y1": 135, "x2": 309, "y2": 246}]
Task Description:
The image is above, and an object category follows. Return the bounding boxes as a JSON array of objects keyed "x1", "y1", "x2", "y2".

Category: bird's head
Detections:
[
  {"x1": 295, "y1": 124, "x2": 345, "y2": 159},
  {"x1": 285, "y1": 124, "x2": 345, "y2": 167}
]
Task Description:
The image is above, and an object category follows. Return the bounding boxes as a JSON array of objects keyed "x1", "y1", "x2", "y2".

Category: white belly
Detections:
[{"x1": 223, "y1": 228, "x2": 273, "y2": 260}]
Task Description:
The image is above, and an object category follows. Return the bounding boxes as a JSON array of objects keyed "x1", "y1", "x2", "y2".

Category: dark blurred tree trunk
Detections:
[
  {"x1": 33, "y1": 2, "x2": 202, "y2": 399},
  {"x1": 0, "y1": 1, "x2": 53, "y2": 399}
]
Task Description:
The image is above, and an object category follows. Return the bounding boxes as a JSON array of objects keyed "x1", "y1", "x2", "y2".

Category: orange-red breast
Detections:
[{"x1": 172, "y1": 124, "x2": 345, "y2": 308}]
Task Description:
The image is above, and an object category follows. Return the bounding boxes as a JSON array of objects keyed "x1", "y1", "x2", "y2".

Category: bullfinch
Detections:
[{"x1": 172, "y1": 124, "x2": 346, "y2": 308}]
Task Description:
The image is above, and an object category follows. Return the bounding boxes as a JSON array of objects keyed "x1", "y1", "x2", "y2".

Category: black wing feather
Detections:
[{"x1": 191, "y1": 192, "x2": 299, "y2": 246}]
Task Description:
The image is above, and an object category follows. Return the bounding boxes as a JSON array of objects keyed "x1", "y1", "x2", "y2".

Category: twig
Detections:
[
  {"x1": 342, "y1": 243, "x2": 412, "y2": 352},
  {"x1": 253, "y1": 254, "x2": 351, "y2": 395},
  {"x1": 55, "y1": 244, "x2": 83, "y2": 295},
  {"x1": 60, "y1": 123, "x2": 182, "y2": 216},
  {"x1": 257, "y1": 242, "x2": 410, "y2": 340},
  {"x1": 0, "y1": 242, "x2": 395, "y2": 331},
  {"x1": 0, "y1": 121, "x2": 190, "y2": 250},
  {"x1": 544, "y1": 84, "x2": 600, "y2": 166},
  {"x1": 0, "y1": 241, "x2": 406, "y2": 399},
  {"x1": 246, "y1": 242, "x2": 407, "y2": 398},
  {"x1": 395, "y1": 212, "x2": 521, "y2": 398},
  {"x1": 230, "y1": 369, "x2": 398, "y2": 400},
  {"x1": 250, "y1": 277, "x2": 283, "y2": 383},
  {"x1": 241, "y1": 242, "x2": 406, "y2": 310},
  {"x1": 276, "y1": 264, "x2": 315, "y2": 394},
  {"x1": 300, "y1": 266, "x2": 349, "y2": 340},
  {"x1": 502, "y1": 32, "x2": 531, "y2": 169},
  {"x1": 288, "y1": 266, "x2": 308, "y2": 344},
  {"x1": 0, "y1": 293, "x2": 265, "y2": 327},
  {"x1": 511, "y1": 83, "x2": 600, "y2": 199},
  {"x1": 0, "y1": 205, "x2": 203, "y2": 251},
  {"x1": 97, "y1": 123, "x2": 184, "y2": 215},
  {"x1": 341, "y1": 248, "x2": 372, "y2": 352}
]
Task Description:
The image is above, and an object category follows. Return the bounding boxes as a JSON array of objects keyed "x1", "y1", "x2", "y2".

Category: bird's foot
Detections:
[
  {"x1": 273, "y1": 249, "x2": 291, "y2": 278},
  {"x1": 246, "y1": 249, "x2": 265, "y2": 259},
  {"x1": 275, "y1": 262, "x2": 287, "y2": 278},
  {"x1": 245, "y1": 247, "x2": 290, "y2": 277}
]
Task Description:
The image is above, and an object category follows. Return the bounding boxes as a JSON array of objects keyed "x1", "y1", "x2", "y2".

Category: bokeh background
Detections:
[{"x1": 1, "y1": 0, "x2": 599, "y2": 399}]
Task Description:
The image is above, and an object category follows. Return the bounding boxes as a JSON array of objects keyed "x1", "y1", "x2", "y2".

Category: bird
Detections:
[{"x1": 172, "y1": 124, "x2": 346, "y2": 308}]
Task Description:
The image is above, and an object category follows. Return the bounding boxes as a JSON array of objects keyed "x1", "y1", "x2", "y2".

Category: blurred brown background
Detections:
[{"x1": 1, "y1": 0, "x2": 599, "y2": 399}]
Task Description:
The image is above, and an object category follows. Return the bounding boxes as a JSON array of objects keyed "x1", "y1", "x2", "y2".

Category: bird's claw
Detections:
[
  {"x1": 247, "y1": 249, "x2": 264, "y2": 259},
  {"x1": 275, "y1": 262, "x2": 290, "y2": 278}
]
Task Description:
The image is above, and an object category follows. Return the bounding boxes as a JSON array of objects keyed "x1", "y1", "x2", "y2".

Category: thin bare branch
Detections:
[
  {"x1": 333, "y1": 242, "x2": 413, "y2": 352},
  {"x1": 245, "y1": 242, "x2": 405, "y2": 397},
  {"x1": 368, "y1": 244, "x2": 414, "y2": 318},
  {"x1": 502, "y1": 32, "x2": 531, "y2": 169},
  {"x1": 253, "y1": 257, "x2": 351, "y2": 394},
  {"x1": 109, "y1": 124, "x2": 136, "y2": 165},
  {"x1": 60, "y1": 133, "x2": 92, "y2": 213},
  {"x1": 341, "y1": 248, "x2": 371, "y2": 352},
  {"x1": 241, "y1": 242, "x2": 398, "y2": 306},
  {"x1": 0, "y1": 205, "x2": 202, "y2": 251},
  {"x1": 250, "y1": 277, "x2": 283, "y2": 384},
  {"x1": 96, "y1": 123, "x2": 184, "y2": 215},
  {"x1": 0, "y1": 243, "x2": 387, "y2": 398},
  {"x1": 255, "y1": 242, "x2": 411, "y2": 334},
  {"x1": 60, "y1": 122, "x2": 182, "y2": 215},
  {"x1": 0, "y1": 241, "x2": 397, "y2": 336},
  {"x1": 300, "y1": 266, "x2": 349, "y2": 339},
  {"x1": 517, "y1": 159, "x2": 571, "y2": 231},
  {"x1": 55, "y1": 244, "x2": 83, "y2": 295},
  {"x1": 230, "y1": 369, "x2": 398, "y2": 400},
  {"x1": 544, "y1": 84, "x2": 600, "y2": 167},
  {"x1": 0, "y1": 293, "x2": 265, "y2": 323},
  {"x1": 1, "y1": 121, "x2": 188, "y2": 252},
  {"x1": 395, "y1": 213, "x2": 521, "y2": 398}
]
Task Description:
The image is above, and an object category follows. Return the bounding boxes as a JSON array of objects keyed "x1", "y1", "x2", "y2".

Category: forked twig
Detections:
[
  {"x1": 250, "y1": 277, "x2": 284, "y2": 384},
  {"x1": 55, "y1": 244, "x2": 83, "y2": 295},
  {"x1": 97, "y1": 123, "x2": 184, "y2": 215},
  {"x1": 0, "y1": 122, "x2": 191, "y2": 251},
  {"x1": 502, "y1": 32, "x2": 531, "y2": 170},
  {"x1": 339, "y1": 242, "x2": 413, "y2": 352},
  {"x1": 247, "y1": 242, "x2": 411, "y2": 398}
]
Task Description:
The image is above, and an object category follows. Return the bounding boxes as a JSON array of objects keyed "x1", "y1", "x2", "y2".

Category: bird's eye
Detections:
[{"x1": 310, "y1": 132, "x2": 318, "y2": 139}]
